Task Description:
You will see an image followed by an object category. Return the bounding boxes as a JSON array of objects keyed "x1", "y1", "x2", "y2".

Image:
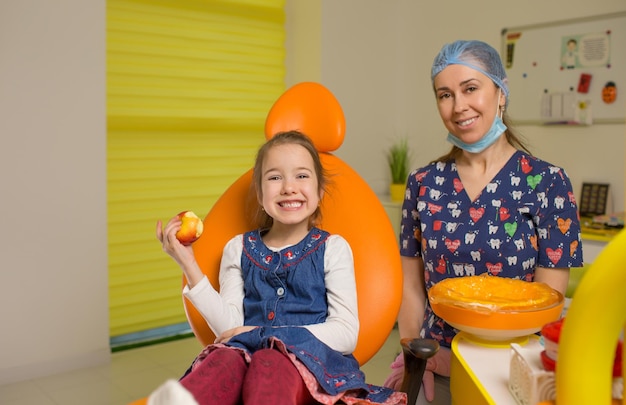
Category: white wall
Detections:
[
  {"x1": 287, "y1": 0, "x2": 626, "y2": 213},
  {"x1": 0, "y1": 1, "x2": 109, "y2": 384}
]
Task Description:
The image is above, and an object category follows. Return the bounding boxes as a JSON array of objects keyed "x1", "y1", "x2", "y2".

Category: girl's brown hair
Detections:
[{"x1": 251, "y1": 130, "x2": 329, "y2": 229}]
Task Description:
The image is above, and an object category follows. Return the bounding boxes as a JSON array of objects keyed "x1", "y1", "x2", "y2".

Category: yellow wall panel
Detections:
[{"x1": 107, "y1": 0, "x2": 285, "y2": 340}]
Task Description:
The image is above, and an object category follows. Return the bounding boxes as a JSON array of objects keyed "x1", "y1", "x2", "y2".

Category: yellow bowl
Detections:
[{"x1": 428, "y1": 277, "x2": 565, "y2": 341}]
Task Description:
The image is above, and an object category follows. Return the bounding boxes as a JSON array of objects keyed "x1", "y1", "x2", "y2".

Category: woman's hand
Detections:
[
  {"x1": 215, "y1": 326, "x2": 258, "y2": 344},
  {"x1": 422, "y1": 347, "x2": 451, "y2": 401}
]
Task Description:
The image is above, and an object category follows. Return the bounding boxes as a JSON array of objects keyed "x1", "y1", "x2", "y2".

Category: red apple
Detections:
[{"x1": 175, "y1": 211, "x2": 203, "y2": 245}]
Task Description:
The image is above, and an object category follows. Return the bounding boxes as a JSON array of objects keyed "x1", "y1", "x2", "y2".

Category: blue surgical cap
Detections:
[{"x1": 431, "y1": 40, "x2": 509, "y2": 105}]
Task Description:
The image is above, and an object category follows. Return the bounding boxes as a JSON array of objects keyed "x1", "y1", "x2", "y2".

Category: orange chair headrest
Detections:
[{"x1": 264, "y1": 82, "x2": 345, "y2": 152}]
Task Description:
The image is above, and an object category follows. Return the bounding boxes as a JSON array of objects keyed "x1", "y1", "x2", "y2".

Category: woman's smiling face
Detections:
[{"x1": 434, "y1": 64, "x2": 505, "y2": 146}]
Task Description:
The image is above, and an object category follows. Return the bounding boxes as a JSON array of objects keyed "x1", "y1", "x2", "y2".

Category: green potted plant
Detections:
[{"x1": 387, "y1": 138, "x2": 410, "y2": 202}]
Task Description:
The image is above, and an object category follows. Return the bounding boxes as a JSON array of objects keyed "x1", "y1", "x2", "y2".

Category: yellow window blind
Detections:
[{"x1": 107, "y1": 0, "x2": 285, "y2": 340}]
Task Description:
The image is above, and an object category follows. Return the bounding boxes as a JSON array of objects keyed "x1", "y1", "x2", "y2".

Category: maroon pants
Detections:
[{"x1": 180, "y1": 347, "x2": 317, "y2": 405}]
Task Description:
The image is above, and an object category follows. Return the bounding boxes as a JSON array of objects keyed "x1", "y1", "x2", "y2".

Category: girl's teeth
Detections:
[
  {"x1": 458, "y1": 118, "x2": 475, "y2": 126},
  {"x1": 281, "y1": 202, "x2": 302, "y2": 208}
]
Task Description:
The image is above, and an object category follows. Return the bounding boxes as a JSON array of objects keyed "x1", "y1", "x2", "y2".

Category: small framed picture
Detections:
[{"x1": 579, "y1": 182, "x2": 609, "y2": 217}]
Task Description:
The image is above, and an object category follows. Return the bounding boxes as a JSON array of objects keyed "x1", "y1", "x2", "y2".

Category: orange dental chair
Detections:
[{"x1": 130, "y1": 82, "x2": 437, "y2": 404}]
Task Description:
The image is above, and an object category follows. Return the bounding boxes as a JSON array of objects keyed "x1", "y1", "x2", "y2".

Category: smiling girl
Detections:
[{"x1": 153, "y1": 131, "x2": 404, "y2": 405}]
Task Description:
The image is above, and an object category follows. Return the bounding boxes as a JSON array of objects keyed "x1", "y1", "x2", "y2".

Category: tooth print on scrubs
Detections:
[
  {"x1": 385, "y1": 39, "x2": 584, "y2": 405},
  {"x1": 399, "y1": 150, "x2": 583, "y2": 346}
]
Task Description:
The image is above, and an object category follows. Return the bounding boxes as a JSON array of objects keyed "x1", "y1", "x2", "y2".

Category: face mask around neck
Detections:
[{"x1": 446, "y1": 90, "x2": 507, "y2": 153}]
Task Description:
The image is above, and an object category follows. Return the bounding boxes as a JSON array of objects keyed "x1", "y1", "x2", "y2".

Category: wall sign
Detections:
[{"x1": 579, "y1": 182, "x2": 610, "y2": 217}]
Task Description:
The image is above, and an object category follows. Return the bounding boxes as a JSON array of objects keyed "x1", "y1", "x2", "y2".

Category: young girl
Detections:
[{"x1": 152, "y1": 131, "x2": 404, "y2": 405}]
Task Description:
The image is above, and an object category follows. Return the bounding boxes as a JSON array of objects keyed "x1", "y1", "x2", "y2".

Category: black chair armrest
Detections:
[{"x1": 400, "y1": 338, "x2": 440, "y2": 405}]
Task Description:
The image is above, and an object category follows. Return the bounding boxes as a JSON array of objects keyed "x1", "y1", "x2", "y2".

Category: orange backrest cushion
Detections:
[{"x1": 185, "y1": 82, "x2": 402, "y2": 364}]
